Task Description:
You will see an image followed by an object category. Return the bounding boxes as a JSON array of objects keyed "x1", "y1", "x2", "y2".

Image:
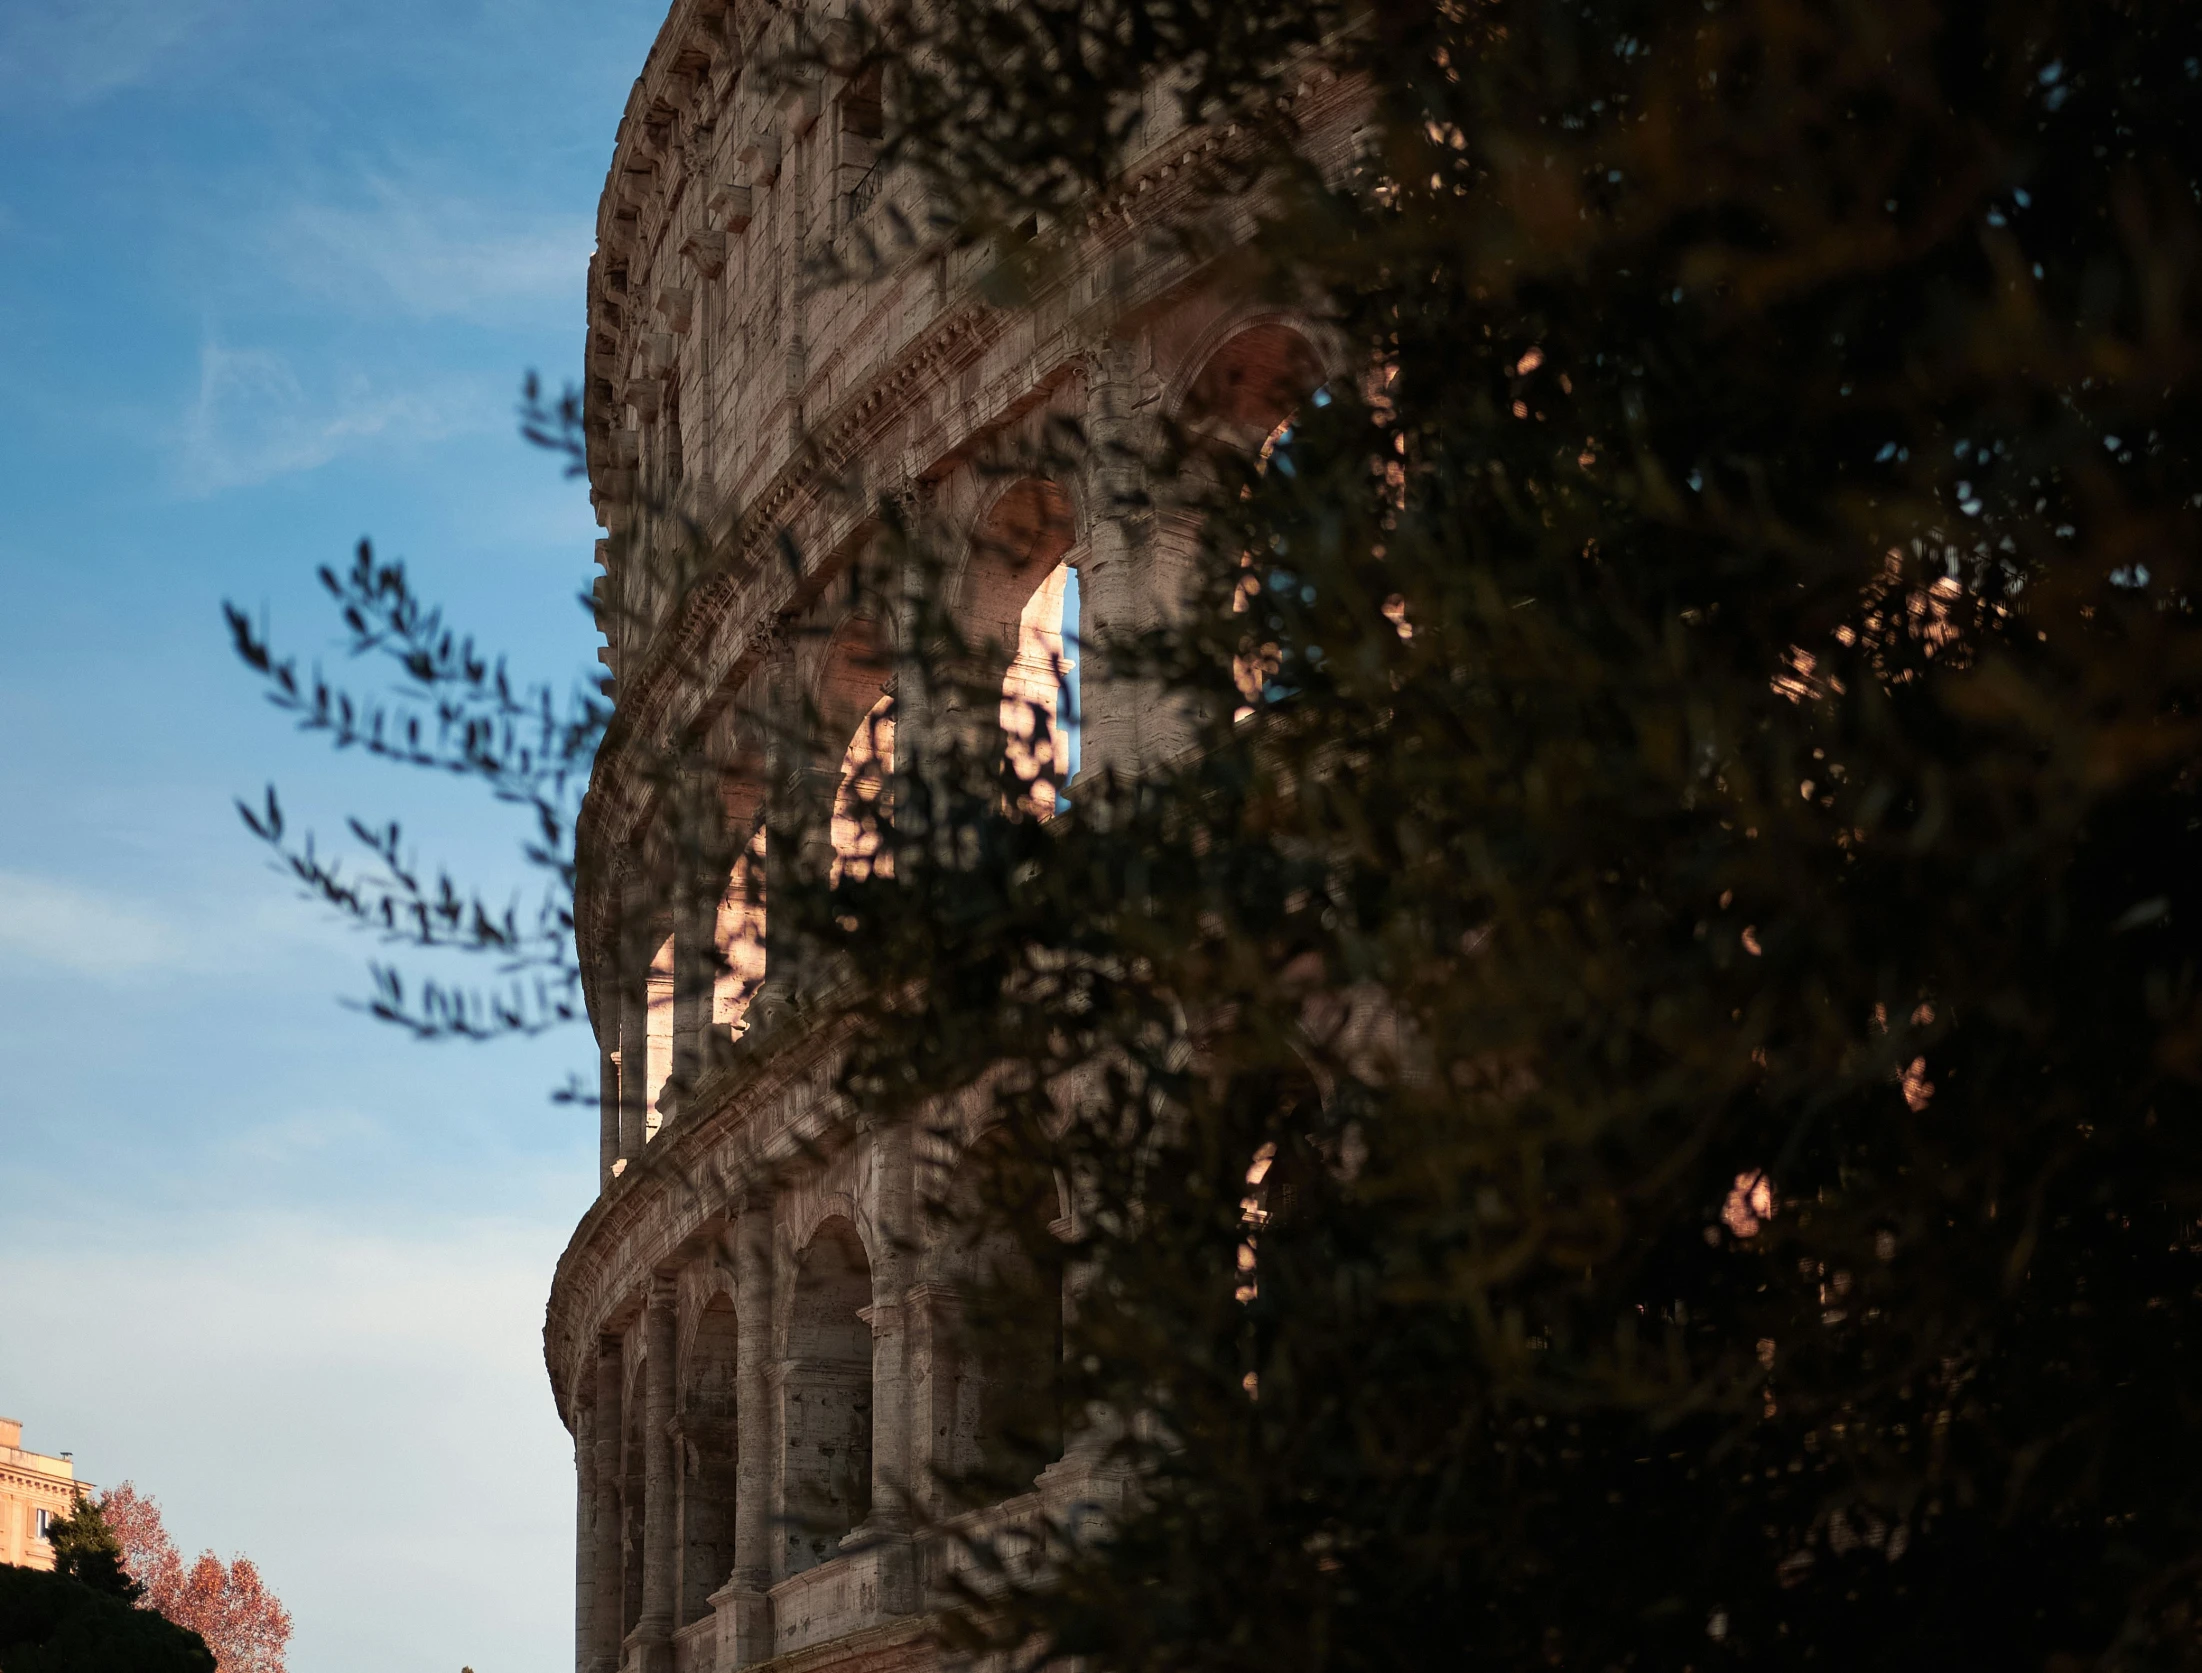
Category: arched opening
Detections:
[
  {"x1": 1001, "y1": 565, "x2": 1077, "y2": 813},
  {"x1": 645, "y1": 929, "x2": 675, "y2": 1138},
  {"x1": 782, "y1": 1218, "x2": 874, "y2": 1575},
  {"x1": 1235, "y1": 1076, "x2": 1340, "y2": 1322},
  {"x1": 677, "y1": 1296, "x2": 740, "y2": 1627},
  {"x1": 831, "y1": 694, "x2": 896, "y2": 885},
  {"x1": 1182, "y1": 319, "x2": 1326, "y2": 444},
  {"x1": 1180, "y1": 321, "x2": 1329, "y2": 724},
  {"x1": 715, "y1": 821, "x2": 768, "y2": 1039},
  {"x1": 1230, "y1": 412, "x2": 1312, "y2": 721},
  {"x1": 973, "y1": 1144, "x2": 1067, "y2": 1487},
  {"x1": 814, "y1": 611, "x2": 895, "y2": 885},
  {"x1": 929, "y1": 1128, "x2": 1067, "y2": 1507},
  {"x1": 962, "y1": 478, "x2": 1079, "y2": 812}
]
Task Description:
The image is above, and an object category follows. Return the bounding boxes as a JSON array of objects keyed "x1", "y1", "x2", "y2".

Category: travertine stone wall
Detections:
[{"x1": 547, "y1": 7, "x2": 1361, "y2": 1672}]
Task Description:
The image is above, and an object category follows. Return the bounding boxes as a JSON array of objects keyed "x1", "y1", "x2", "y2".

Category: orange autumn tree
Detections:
[{"x1": 102, "y1": 1483, "x2": 291, "y2": 1673}]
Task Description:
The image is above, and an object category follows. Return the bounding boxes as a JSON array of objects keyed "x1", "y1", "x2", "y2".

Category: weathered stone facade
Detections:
[{"x1": 548, "y1": 8, "x2": 1358, "y2": 1672}]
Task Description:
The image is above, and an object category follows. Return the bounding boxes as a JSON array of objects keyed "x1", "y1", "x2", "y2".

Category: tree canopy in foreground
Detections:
[
  {"x1": 0, "y1": 1562, "x2": 213, "y2": 1673},
  {"x1": 813, "y1": 1, "x2": 2202, "y2": 1668},
  {"x1": 100, "y1": 1485, "x2": 290, "y2": 1673},
  {"x1": 41, "y1": 1496, "x2": 139, "y2": 1606},
  {"x1": 237, "y1": 0, "x2": 2202, "y2": 1667}
]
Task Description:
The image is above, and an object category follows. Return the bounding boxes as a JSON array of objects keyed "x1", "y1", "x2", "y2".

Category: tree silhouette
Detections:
[
  {"x1": 0, "y1": 1564, "x2": 213, "y2": 1673},
  {"x1": 103, "y1": 1486, "x2": 290, "y2": 1673},
  {"x1": 814, "y1": 0, "x2": 2202, "y2": 1667},
  {"x1": 42, "y1": 1494, "x2": 140, "y2": 1604}
]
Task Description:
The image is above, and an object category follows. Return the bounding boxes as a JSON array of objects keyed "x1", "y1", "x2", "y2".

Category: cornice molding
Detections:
[{"x1": 570, "y1": 51, "x2": 1369, "y2": 1032}]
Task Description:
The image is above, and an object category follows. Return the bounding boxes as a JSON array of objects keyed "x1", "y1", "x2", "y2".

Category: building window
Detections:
[{"x1": 35, "y1": 1507, "x2": 51, "y2": 1540}]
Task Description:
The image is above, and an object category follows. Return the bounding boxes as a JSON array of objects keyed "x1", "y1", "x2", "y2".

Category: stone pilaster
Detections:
[
  {"x1": 900, "y1": 1282, "x2": 962, "y2": 1527},
  {"x1": 711, "y1": 1198, "x2": 775, "y2": 1668},
  {"x1": 1077, "y1": 336, "x2": 1157, "y2": 784},
  {"x1": 590, "y1": 1341, "x2": 624, "y2": 1673},
  {"x1": 862, "y1": 1119, "x2": 915, "y2": 1536},
  {"x1": 1139, "y1": 502, "x2": 1209, "y2": 765},
  {"x1": 574, "y1": 1396, "x2": 595, "y2": 1673},
  {"x1": 639, "y1": 1277, "x2": 679, "y2": 1667},
  {"x1": 757, "y1": 625, "x2": 805, "y2": 1019},
  {"x1": 599, "y1": 1047, "x2": 620, "y2": 1192},
  {"x1": 846, "y1": 1118, "x2": 919, "y2": 1617},
  {"x1": 1036, "y1": 1185, "x2": 1134, "y2": 1541},
  {"x1": 889, "y1": 480, "x2": 966, "y2": 884},
  {"x1": 670, "y1": 769, "x2": 728, "y2": 1102},
  {"x1": 617, "y1": 871, "x2": 652, "y2": 1166}
]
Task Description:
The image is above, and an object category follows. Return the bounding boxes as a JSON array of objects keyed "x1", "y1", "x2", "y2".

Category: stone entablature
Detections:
[{"x1": 553, "y1": 7, "x2": 1362, "y2": 1673}]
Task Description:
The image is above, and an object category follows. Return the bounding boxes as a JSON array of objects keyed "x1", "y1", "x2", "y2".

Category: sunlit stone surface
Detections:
[{"x1": 548, "y1": 8, "x2": 1360, "y2": 1669}]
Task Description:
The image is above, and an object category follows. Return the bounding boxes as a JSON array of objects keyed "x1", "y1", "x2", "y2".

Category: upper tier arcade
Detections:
[{"x1": 551, "y1": 8, "x2": 1361, "y2": 1673}]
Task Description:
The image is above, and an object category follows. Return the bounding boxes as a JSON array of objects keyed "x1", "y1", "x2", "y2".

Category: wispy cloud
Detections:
[
  {"x1": 0, "y1": 0, "x2": 226, "y2": 107},
  {"x1": 0, "y1": 868, "x2": 373, "y2": 982},
  {"x1": 267, "y1": 177, "x2": 591, "y2": 322},
  {"x1": 0, "y1": 868, "x2": 190, "y2": 976},
  {"x1": 176, "y1": 337, "x2": 478, "y2": 493}
]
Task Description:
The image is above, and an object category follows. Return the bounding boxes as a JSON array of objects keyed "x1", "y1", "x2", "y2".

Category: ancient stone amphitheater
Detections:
[{"x1": 548, "y1": 6, "x2": 1356, "y2": 1671}]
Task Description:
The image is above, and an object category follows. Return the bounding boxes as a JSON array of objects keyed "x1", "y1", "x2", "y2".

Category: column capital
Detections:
[
  {"x1": 900, "y1": 1280, "x2": 965, "y2": 1316},
  {"x1": 757, "y1": 615, "x2": 798, "y2": 662},
  {"x1": 883, "y1": 475, "x2": 935, "y2": 520}
]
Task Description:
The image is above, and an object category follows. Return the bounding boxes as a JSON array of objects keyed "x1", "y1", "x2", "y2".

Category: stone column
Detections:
[
  {"x1": 792, "y1": 750, "x2": 842, "y2": 929},
  {"x1": 757, "y1": 626, "x2": 804, "y2": 1017},
  {"x1": 1036, "y1": 1192, "x2": 1133, "y2": 1539},
  {"x1": 863, "y1": 1118, "x2": 915, "y2": 1534},
  {"x1": 1077, "y1": 337, "x2": 1156, "y2": 784},
  {"x1": 848, "y1": 1118, "x2": 919, "y2": 1616},
  {"x1": 574, "y1": 1396, "x2": 595, "y2": 1673},
  {"x1": 598, "y1": 1047, "x2": 619, "y2": 1192},
  {"x1": 670, "y1": 769, "x2": 727, "y2": 1103},
  {"x1": 762, "y1": 626, "x2": 844, "y2": 1005},
  {"x1": 887, "y1": 482, "x2": 953, "y2": 877},
  {"x1": 639, "y1": 1277, "x2": 679, "y2": 1668},
  {"x1": 899, "y1": 1281, "x2": 960, "y2": 1529},
  {"x1": 1138, "y1": 502, "x2": 1209, "y2": 765},
  {"x1": 590, "y1": 1341, "x2": 624, "y2": 1673},
  {"x1": 711, "y1": 1197, "x2": 776, "y2": 1667},
  {"x1": 618, "y1": 872, "x2": 652, "y2": 1166}
]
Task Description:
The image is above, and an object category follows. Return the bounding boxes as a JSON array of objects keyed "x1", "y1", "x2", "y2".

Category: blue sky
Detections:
[{"x1": 0, "y1": 3, "x2": 664, "y2": 1668}]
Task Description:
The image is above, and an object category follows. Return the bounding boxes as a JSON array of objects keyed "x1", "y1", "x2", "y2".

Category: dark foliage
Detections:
[
  {"x1": 801, "y1": 1, "x2": 2202, "y2": 1670},
  {"x1": 225, "y1": 519, "x2": 607, "y2": 1044},
  {"x1": 40, "y1": 1501, "x2": 136, "y2": 1605},
  {"x1": 0, "y1": 1565, "x2": 213, "y2": 1673}
]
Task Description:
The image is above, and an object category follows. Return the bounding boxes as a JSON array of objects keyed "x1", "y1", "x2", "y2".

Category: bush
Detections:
[{"x1": 0, "y1": 1564, "x2": 214, "y2": 1673}]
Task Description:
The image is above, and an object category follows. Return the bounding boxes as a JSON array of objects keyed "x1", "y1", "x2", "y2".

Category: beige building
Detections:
[
  {"x1": 552, "y1": 6, "x2": 1357, "y2": 1673},
  {"x1": 0, "y1": 1417, "x2": 87, "y2": 1572}
]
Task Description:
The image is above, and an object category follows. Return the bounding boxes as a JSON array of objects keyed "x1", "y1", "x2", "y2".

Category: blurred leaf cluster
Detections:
[{"x1": 808, "y1": 1, "x2": 2202, "y2": 1668}]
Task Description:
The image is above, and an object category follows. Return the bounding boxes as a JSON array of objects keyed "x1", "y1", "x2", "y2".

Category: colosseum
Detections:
[{"x1": 547, "y1": 6, "x2": 1357, "y2": 1672}]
